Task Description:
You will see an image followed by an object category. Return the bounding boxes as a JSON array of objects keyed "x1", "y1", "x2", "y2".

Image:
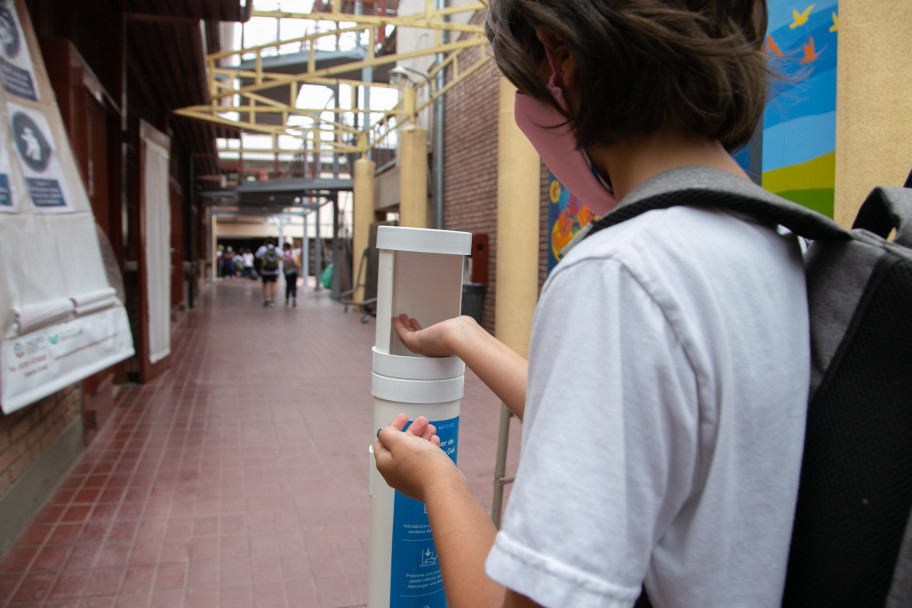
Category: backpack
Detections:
[
  {"x1": 283, "y1": 252, "x2": 298, "y2": 274},
  {"x1": 584, "y1": 167, "x2": 912, "y2": 607},
  {"x1": 262, "y1": 247, "x2": 278, "y2": 272}
]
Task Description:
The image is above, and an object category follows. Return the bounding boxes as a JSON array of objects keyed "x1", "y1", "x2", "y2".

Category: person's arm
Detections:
[
  {"x1": 504, "y1": 591, "x2": 544, "y2": 608},
  {"x1": 392, "y1": 314, "x2": 528, "y2": 419},
  {"x1": 375, "y1": 415, "x2": 506, "y2": 608}
]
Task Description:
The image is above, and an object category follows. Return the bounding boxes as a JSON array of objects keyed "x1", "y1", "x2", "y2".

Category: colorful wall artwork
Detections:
[
  {"x1": 546, "y1": 2, "x2": 839, "y2": 273},
  {"x1": 547, "y1": 170, "x2": 597, "y2": 273},
  {"x1": 753, "y1": 1, "x2": 839, "y2": 217}
]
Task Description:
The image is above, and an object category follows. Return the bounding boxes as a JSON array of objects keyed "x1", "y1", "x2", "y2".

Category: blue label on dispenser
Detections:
[{"x1": 389, "y1": 416, "x2": 459, "y2": 607}]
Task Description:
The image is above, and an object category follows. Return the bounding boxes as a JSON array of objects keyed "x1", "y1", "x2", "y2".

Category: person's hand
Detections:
[
  {"x1": 391, "y1": 314, "x2": 477, "y2": 358},
  {"x1": 374, "y1": 413, "x2": 461, "y2": 504}
]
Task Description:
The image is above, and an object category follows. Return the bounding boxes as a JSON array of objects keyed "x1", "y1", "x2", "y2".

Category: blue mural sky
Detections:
[{"x1": 762, "y1": 1, "x2": 839, "y2": 172}]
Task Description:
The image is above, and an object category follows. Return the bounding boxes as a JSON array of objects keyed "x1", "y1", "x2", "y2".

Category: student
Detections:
[
  {"x1": 282, "y1": 242, "x2": 299, "y2": 307},
  {"x1": 256, "y1": 240, "x2": 281, "y2": 306},
  {"x1": 373, "y1": 1, "x2": 809, "y2": 607},
  {"x1": 243, "y1": 249, "x2": 254, "y2": 278}
]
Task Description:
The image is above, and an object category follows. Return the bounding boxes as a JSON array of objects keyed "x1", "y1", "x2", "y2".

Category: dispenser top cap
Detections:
[{"x1": 377, "y1": 226, "x2": 471, "y2": 256}]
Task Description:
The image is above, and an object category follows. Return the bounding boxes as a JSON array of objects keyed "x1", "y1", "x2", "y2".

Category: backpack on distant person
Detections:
[
  {"x1": 284, "y1": 252, "x2": 298, "y2": 274},
  {"x1": 262, "y1": 247, "x2": 279, "y2": 272},
  {"x1": 584, "y1": 167, "x2": 912, "y2": 608}
]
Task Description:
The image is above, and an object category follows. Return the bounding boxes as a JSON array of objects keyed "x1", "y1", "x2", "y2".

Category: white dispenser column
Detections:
[{"x1": 369, "y1": 226, "x2": 472, "y2": 608}]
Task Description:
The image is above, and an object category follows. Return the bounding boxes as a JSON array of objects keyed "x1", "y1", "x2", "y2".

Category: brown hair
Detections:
[{"x1": 485, "y1": 0, "x2": 773, "y2": 152}]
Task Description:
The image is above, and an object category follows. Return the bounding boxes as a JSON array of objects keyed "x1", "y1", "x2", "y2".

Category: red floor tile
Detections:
[
  {"x1": 9, "y1": 571, "x2": 57, "y2": 603},
  {"x1": 0, "y1": 280, "x2": 522, "y2": 607},
  {"x1": 118, "y1": 566, "x2": 155, "y2": 595}
]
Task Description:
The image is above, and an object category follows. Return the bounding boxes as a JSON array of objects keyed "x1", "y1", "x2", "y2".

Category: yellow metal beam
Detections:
[
  {"x1": 208, "y1": 38, "x2": 488, "y2": 102},
  {"x1": 251, "y1": 4, "x2": 487, "y2": 34},
  {"x1": 176, "y1": 2, "x2": 492, "y2": 157}
]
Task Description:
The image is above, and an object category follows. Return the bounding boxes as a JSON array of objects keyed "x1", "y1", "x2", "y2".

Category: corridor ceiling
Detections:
[
  {"x1": 74, "y1": 0, "x2": 253, "y2": 182},
  {"x1": 177, "y1": 1, "x2": 492, "y2": 218}
]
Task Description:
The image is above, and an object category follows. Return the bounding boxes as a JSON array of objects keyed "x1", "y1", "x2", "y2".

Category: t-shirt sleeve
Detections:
[{"x1": 485, "y1": 257, "x2": 700, "y2": 608}]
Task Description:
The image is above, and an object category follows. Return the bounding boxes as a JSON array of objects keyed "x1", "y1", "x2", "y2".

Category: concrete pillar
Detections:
[
  {"x1": 835, "y1": 3, "x2": 912, "y2": 227},
  {"x1": 399, "y1": 125, "x2": 428, "y2": 228},
  {"x1": 354, "y1": 157, "x2": 376, "y2": 308},
  {"x1": 494, "y1": 77, "x2": 540, "y2": 357}
]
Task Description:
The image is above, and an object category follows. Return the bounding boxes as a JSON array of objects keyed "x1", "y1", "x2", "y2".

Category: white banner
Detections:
[
  {"x1": 143, "y1": 136, "x2": 170, "y2": 364},
  {"x1": 0, "y1": 0, "x2": 134, "y2": 413},
  {"x1": 1, "y1": 306, "x2": 134, "y2": 414}
]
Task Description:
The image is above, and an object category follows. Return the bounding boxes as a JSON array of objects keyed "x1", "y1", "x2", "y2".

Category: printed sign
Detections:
[
  {"x1": 389, "y1": 416, "x2": 459, "y2": 607},
  {"x1": 0, "y1": 1, "x2": 37, "y2": 101},
  {"x1": 1, "y1": 306, "x2": 134, "y2": 414},
  {"x1": 0, "y1": 119, "x2": 13, "y2": 212},
  {"x1": 8, "y1": 101, "x2": 71, "y2": 212}
]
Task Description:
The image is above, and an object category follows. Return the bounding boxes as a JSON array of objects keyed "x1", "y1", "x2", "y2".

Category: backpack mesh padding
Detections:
[{"x1": 783, "y1": 256, "x2": 912, "y2": 607}]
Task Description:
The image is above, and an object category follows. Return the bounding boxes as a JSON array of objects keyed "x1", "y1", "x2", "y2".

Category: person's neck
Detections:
[{"x1": 587, "y1": 131, "x2": 749, "y2": 201}]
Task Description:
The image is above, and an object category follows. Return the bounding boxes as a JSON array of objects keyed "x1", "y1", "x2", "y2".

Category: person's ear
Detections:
[{"x1": 535, "y1": 26, "x2": 577, "y2": 86}]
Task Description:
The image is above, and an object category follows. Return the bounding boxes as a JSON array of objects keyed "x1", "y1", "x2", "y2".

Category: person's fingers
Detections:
[
  {"x1": 392, "y1": 316, "x2": 418, "y2": 351},
  {"x1": 407, "y1": 316, "x2": 423, "y2": 332},
  {"x1": 422, "y1": 423, "x2": 437, "y2": 442},
  {"x1": 405, "y1": 416, "x2": 429, "y2": 438},
  {"x1": 389, "y1": 412, "x2": 409, "y2": 431},
  {"x1": 375, "y1": 423, "x2": 404, "y2": 454},
  {"x1": 377, "y1": 414, "x2": 441, "y2": 454},
  {"x1": 376, "y1": 413, "x2": 408, "y2": 450}
]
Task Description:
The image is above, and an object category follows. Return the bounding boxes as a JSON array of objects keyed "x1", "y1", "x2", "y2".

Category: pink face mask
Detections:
[{"x1": 513, "y1": 63, "x2": 617, "y2": 215}]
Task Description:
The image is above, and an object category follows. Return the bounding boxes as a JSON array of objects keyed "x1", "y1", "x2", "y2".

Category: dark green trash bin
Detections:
[{"x1": 461, "y1": 283, "x2": 486, "y2": 325}]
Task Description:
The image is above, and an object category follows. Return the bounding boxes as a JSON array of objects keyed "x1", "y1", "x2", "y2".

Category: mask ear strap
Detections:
[{"x1": 544, "y1": 45, "x2": 565, "y2": 87}]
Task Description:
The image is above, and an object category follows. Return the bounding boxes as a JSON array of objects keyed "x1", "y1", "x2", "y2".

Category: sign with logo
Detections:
[
  {"x1": 7, "y1": 101, "x2": 71, "y2": 211},
  {"x1": 0, "y1": 0, "x2": 37, "y2": 101},
  {"x1": 389, "y1": 416, "x2": 459, "y2": 607},
  {"x1": 0, "y1": 118, "x2": 13, "y2": 212},
  {"x1": 1, "y1": 306, "x2": 133, "y2": 414}
]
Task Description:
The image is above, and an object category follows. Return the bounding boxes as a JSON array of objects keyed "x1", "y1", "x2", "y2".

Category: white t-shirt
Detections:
[
  {"x1": 485, "y1": 169, "x2": 810, "y2": 608},
  {"x1": 256, "y1": 245, "x2": 280, "y2": 276}
]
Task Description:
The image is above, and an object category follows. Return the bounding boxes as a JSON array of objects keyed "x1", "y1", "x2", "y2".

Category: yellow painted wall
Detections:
[
  {"x1": 495, "y1": 78, "x2": 540, "y2": 357},
  {"x1": 400, "y1": 125, "x2": 429, "y2": 228},
  {"x1": 354, "y1": 157, "x2": 376, "y2": 307},
  {"x1": 835, "y1": 3, "x2": 912, "y2": 227}
]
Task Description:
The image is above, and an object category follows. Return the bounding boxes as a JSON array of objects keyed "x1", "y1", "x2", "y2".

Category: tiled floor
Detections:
[{"x1": 0, "y1": 277, "x2": 521, "y2": 607}]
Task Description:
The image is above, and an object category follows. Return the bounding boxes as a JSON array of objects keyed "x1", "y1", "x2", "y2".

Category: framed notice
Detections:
[
  {"x1": 0, "y1": 122, "x2": 13, "y2": 212},
  {"x1": 0, "y1": 0, "x2": 37, "y2": 101},
  {"x1": 7, "y1": 101, "x2": 72, "y2": 212}
]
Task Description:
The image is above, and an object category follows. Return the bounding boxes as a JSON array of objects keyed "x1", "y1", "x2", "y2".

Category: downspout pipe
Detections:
[{"x1": 433, "y1": 0, "x2": 447, "y2": 230}]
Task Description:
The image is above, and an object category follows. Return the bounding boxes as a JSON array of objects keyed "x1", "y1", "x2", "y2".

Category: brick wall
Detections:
[
  {"x1": 442, "y1": 42, "x2": 502, "y2": 332},
  {"x1": 0, "y1": 384, "x2": 81, "y2": 498},
  {"x1": 442, "y1": 35, "x2": 550, "y2": 333},
  {"x1": 539, "y1": 164, "x2": 551, "y2": 290}
]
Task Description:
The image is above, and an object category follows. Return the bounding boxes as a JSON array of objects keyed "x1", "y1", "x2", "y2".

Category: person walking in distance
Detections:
[
  {"x1": 283, "y1": 242, "x2": 299, "y2": 307},
  {"x1": 256, "y1": 240, "x2": 281, "y2": 306}
]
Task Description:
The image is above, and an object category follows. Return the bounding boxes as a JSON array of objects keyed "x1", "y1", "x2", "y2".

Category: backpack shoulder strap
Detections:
[
  {"x1": 581, "y1": 166, "x2": 848, "y2": 241},
  {"x1": 587, "y1": 185, "x2": 850, "y2": 242},
  {"x1": 888, "y1": 511, "x2": 912, "y2": 608},
  {"x1": 853, "y1": 185, "x2": 912, "y2": 247}
]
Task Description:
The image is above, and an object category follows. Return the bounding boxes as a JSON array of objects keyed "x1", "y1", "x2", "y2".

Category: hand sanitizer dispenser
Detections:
[{"x1": 368, "y1": 226, "x2": 472, "y2": 608}]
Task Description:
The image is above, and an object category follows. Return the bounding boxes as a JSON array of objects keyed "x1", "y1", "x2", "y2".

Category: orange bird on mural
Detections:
[
  {"x1": 800, "y1": 37, "x2": 822, "y2": 64},
  {"x1": 790, "y1": 4, "x2": 815, "y2": 29},
  {"x1": 765, "y1": 34, "x2": 783, "y2": 58}
]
